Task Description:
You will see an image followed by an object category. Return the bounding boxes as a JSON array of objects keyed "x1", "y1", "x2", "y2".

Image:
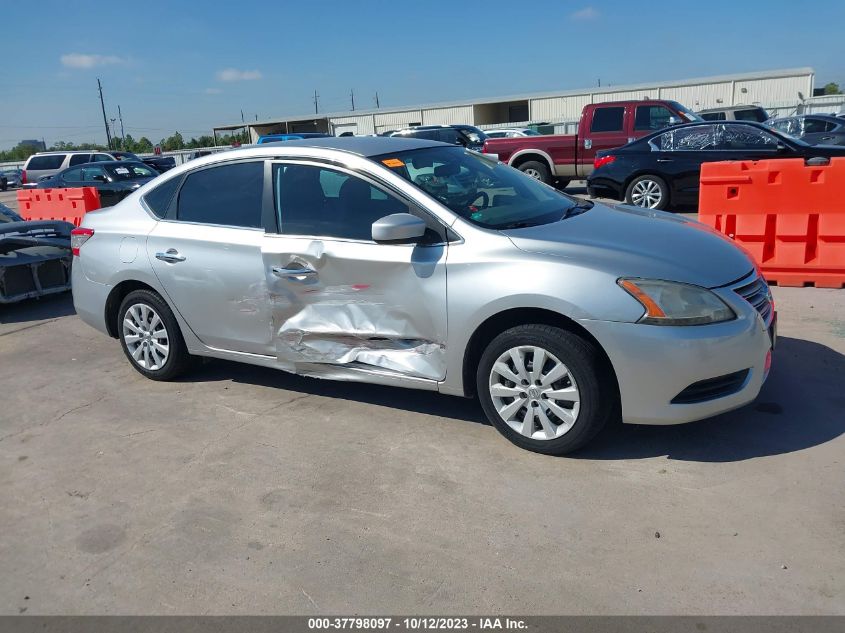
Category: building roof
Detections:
[
  {"x1": 214, "y1": 67, "x2": 815, "y2": 131},
  {"x1": 257, "y1": 135, "x2": 445, "y2": 156}
]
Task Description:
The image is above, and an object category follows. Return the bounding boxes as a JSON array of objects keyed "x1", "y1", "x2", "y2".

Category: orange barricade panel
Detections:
[
  {"x1": 699, "y1": 157, "x2": 845, "y2": 288},
  {"x1": 16, "y1": 187, "x2": 101, "y2": 227}
]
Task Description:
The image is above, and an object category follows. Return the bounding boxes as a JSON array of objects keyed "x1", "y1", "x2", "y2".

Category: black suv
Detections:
[{"x1": 389, "y1": 125, "x2": 488, "y2": 150}]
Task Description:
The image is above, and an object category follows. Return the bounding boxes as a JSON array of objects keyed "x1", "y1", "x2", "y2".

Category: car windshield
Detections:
[
  {"x1": 459, "y1": 127, "x2": 488, "y2": 144},
  {"x1": 668, "y1": 101, "x2": 703, "y2": 122},
  {"x1": 521, "y1": 129, "x2": 541, "y2": 136},
  {"x1": 105, "y1": 162, "x2": 157, "y2": 180},
  {"x1": 375, "y1": 146, "x2": 588, "y2": 230}
]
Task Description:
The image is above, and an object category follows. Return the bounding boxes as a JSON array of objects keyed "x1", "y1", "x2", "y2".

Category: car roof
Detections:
[
  {"x1": 33, "y1": 150, "x2": 112, "y2": 156},
  {"x1": 630, "y1": 120, "x2": 773, "y2": 143},
  {"x1": 257, "y1": 135, "x2": 447, "y2": 155},
  {"x1": 62, "y1": 160, "x2": 149, "y2": 169},
  {"x1": 698, "y1": 105, "x2": 766, "y2": 113}
]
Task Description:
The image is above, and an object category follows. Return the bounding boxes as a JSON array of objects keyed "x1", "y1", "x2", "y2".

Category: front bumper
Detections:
[{"x1": 578, "y1": 302, "x2": 772, "y2": 425}]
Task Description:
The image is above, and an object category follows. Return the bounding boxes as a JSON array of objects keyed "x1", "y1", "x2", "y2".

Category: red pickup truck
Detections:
[{"x1": 481, "y1": 99, "x2": 700, "y2": 186}]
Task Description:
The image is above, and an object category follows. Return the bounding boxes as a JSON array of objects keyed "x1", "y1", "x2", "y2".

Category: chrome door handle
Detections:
[
  {"x1": 656, "y1": 158, "x2": 674, "y2": 162},
  {"x1": 155, "y1": 249, "x2": 186, "y2": 263},
  {"x1": 272, "y1": 265, "x2": 317, "y2": 279}
]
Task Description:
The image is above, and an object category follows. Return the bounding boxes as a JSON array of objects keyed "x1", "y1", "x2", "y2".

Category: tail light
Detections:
[
  {"x1": 594, "y1": 155, "x2": 616, "y2": 170},
  {"x1": 21, "y1": 169, "x2": 27, "y2": 184},
  {"x1": 70, "y1": 227, "x2": 94, "y2": 256}
]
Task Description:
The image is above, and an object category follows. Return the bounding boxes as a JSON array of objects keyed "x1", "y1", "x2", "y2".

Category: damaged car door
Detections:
[{"x1": 264, "y1": 161, "x2": 448, "y2": 381}]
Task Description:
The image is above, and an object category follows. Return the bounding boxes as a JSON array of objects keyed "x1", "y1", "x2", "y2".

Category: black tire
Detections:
[
  {"x1": 624, "y1": 174, "x2": 669, "y2": 210},
  {"x1": 554, "y1": 178, "x2": 571, "y2": 190},
  {"x1": 117, "y1": 289, "x2": 192, "y2": 381},
  {"x1": 476, "y1": 325, "x2": 615, "y2": 456},
  {"x1": 517, "y1": 160, "x2": 552, "y2": 185}
]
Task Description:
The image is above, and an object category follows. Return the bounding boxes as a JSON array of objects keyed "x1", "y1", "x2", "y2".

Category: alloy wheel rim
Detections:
[
  {"x1": 488, "y1": 345, "x2": 581, "y2": 440},
  {"x1": 631, "y1": 179, "x2": 663, "y2": 208},
  {"x1": 123, "y1": 303, "x2": 170, "y2": 371}
]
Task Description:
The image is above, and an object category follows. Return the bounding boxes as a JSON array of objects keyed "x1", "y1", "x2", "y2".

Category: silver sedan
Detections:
[{"x1": 71, "y1": 137, "x2": 774, "y2": 455}]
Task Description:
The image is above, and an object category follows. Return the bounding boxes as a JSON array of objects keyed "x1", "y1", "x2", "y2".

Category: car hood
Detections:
[{"x1": 502, "y1": 202, "x2": 754, "y2": 288}]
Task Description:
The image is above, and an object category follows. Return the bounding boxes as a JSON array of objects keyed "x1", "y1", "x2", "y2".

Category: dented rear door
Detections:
[{"x1": 264, "y1": 161, "x2": 448, "y2": 381}]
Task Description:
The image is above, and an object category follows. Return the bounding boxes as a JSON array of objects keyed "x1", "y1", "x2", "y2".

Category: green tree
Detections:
[
  {"x1": 161, "y1": 132, "x2": 185, "y2": 151},
  {"x1": 823, "y1": 82, "x2": 841, "y2": 95}
]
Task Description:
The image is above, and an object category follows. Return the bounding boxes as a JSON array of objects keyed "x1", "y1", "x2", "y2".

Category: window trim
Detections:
[{"x1": 268, "y1": 158, "x2": 454, "y2": 246}]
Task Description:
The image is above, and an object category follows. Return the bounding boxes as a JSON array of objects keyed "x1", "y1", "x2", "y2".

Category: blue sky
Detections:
[{"x1": 2, "y1": 0, "x2": 843, "y2": 150}]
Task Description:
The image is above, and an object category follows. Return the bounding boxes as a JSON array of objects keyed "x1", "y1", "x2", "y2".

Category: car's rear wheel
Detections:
[
  {"x1": 118, "y1": 289, "x2": 191, "y2": 381},
  {"x1": 518, "y1": 160, "x2": 552, "y2": 185},
  {"x1": 476, "y1": 325, "x2": 614, "y2": 455},
  {"x1": 625, "y1": 175, "x2": 669, "y2": 210}
]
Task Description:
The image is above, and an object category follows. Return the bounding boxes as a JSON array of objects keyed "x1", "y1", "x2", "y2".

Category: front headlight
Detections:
[{"x1": 618, "y1": 278, "x2": 736, "y2": 326}]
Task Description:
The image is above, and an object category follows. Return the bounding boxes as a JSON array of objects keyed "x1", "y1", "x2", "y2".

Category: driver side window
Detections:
[{"x1": 273, "y1": 164, "x2": 442, "y2": 242}]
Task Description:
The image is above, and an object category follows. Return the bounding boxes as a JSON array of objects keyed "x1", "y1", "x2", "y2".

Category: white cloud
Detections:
[
  {"x1": 204, "y1": 87, "x2": 223, "y2": 94},
  {"x1": 570, "y1": 6, "x2": 599, "y2": 20},
  {"x1": 216, "y1": 68, "x2": 262, "y2": 82},
  {"x1": 60, "y1": 53, "x2": 126, "y2": 69}
]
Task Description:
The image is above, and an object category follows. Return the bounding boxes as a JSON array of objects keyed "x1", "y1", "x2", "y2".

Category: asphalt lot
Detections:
[{"x1": 1, "y1": 184, "x2": 843, "y2": 615}]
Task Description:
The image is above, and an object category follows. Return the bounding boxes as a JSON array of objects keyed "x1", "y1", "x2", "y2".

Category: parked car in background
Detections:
[
  {"x1": 72, "y1": 136, "x2": 774, "y2": 456},
  {"x1": 0, "y1": 173, "x2": 7, "y2": 191},
  {"x1": 142, "y1": 156, "x2": 177, "y2": 173},
  {"x1": 256, "y1": 132, "x2": 331, "y2": 144},
  {"x1": 587, "y1": 121, "x2": 845, "y2": 209},
  {"x1": 21, "y1": 150, "x2": 141, "y2": 185},
  {"x1": 698, "y1": 105, "x2": 769, "y2": 122},
  {"x1": 2, "y1": 169, "x2": 23, "y2": 188},
  {"x1": 38, "y1": 161, "x2": 158, "y2": 207},
  {"x1": 765, "y1": 114, "x2": 845, "y2": 146},
  {"x1": 485, "y1": 128, "x2": 542, "y2": 138},
  {"x1": 390, "y1": 125, "x2": 488, "y2": 151},
  {"x1": 482, "y1": 100, "x2": 700, "y2": 187}
]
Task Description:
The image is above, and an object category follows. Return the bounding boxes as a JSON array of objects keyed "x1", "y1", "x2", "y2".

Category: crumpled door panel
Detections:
[{"x1": 265, "y1": 237, "x2": 447, "y2": 381}]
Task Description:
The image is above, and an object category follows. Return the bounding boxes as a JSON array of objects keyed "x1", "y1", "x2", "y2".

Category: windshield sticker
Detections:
[
  {"x1": 114, "y1": 167, "x2": 130, "y2": 175},
  {"x1": 381, "y1": 158, "x2": 405, "y2": 168}
]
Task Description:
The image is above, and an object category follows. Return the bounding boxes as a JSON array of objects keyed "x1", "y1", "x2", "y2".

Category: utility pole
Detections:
[
  {"x1": 97, "y1": 78, "x2": 112, "y2": 149},
  {"x1": 350, "y1": 89, "x2": 355, "y2": 111},
  {"x1": 241, "y1": 109, "x2": 247, "y2": 144},
  {"x1": 374, "y1": 92, "x2": 380, "y2": 109},
  {"x1": 110, "y1": 118, "x2": 118, "y2": 148},
  {"x1": 313, "y1": 90, "x2": 319, "y2": 114},
  {"x1": 118, "y1": 105, "x2": 125, "y2": 145}
]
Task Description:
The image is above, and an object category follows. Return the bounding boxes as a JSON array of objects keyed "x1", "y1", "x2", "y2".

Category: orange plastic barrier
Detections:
[
  {"x1": 699, "y1": 157, "x2": 845, "y2": 288},
  {"x1": 16, "y1": 187, "x2": 101, "y2": 227}
]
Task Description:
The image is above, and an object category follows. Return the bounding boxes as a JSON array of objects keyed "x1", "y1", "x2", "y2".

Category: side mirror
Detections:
[
  {"x1": 92, "y1": 174, "x2": 108, "y2": 183},
  {"x1": 667, "y1": 116, "x2": 681, "y2": 127},
  {"x1": 776, "y1": 143, "x2": 791, "y2": 153},
  {"x1": 372, "y1": 213, "x2": 427, "y2": 243}
]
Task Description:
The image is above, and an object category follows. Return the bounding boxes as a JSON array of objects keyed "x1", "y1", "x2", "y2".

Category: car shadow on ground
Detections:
[
  {"x1": 573, "y1": 336, "x2": 844, "y2": 462},
  {"x1": 0, "y1": 292, "x2": 75, "y2": 325},
  {"x1": 188, "y1": 335, "x2": 843, "y2": 462}
]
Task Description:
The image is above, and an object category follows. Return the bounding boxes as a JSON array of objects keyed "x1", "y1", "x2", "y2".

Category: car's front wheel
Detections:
[
  {"x1": 477, "y1": 325, "x2": 614, "y2": 455},
  {"x1": 118, "y1": 289, "x2": 191, "y2": 381},
  {"x1": 625, "y1": 174, "x2": 669, "y2": 210}
]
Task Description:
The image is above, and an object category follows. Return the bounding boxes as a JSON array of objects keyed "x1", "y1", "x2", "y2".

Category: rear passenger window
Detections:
[
  {"x1": 26, "y1": 155, "x2": 65, "y2": 170},
  {"x1": 590, "y1": 107, "x2": 625, "y2": 133},
  {"x1": 93, "y1": 154, "x2": 113, "y2": 162},
  {"x1": 700, "y1": 112, "x2": 726, "y2": 121},
  {"x1": 69, "y1": 154, "x2": 92, "y2": 166},
  {"x1": 177, "y1": 162, "x2": 264, "y2": 228},
  {"x1": 143, "y1": 177, "x2": 181, "y2": 217}
]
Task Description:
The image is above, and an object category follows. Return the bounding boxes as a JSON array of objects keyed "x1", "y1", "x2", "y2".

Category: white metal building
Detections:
[{"x1": 213, "y1": 68, "x2": 816, "y2": 141}]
